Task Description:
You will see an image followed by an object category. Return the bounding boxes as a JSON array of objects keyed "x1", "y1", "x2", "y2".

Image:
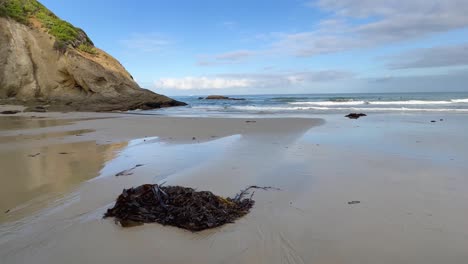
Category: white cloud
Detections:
[
  {"x1": 386, "y1": 43, "x2": 468, "y2": 69},
  {"x1": 273, "y1": 32, "x2": 358, "y2": 56},
  {"x1": 155, "y1": 77, "x2": 253, "y2": 90},
  {"x1": 155, "y1": 70, "x2": 354, "y2": 90},
  {"x1": 216, "y1": 50, "x2": 255, "y2": 61},
  {"x1": 198, "y1": 50, "x2": 257, "y2": 66},
  {"x1": 315, "y1": 0, "x2": 467, "y2": 19},
  {"x1": 120, "y1": 33, "x2": 170, "y2": 52},
  {"x1": 201, "y1": 0, "x2": 468, "y2": 60},
  {"x1": 286, "y1": 0, "x2": 468, "y2": 56}
]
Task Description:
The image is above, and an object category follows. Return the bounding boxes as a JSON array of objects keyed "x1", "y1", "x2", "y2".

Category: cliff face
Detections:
[{"x1": 0, "y1": 1, "x2": 185, "y2": 111}]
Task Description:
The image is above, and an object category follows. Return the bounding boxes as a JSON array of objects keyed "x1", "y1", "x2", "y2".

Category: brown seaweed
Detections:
[
  {"x1": 104, "y1": 184, "x2": 277, "y2": 231},
  {"x1": 345, "y1": 113, "x2": 367, "y2": 119}
]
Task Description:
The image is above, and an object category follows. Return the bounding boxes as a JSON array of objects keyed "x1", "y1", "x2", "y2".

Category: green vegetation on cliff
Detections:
[
  {"x1": 77, "y1": 44, "x2": 98, "y2": 55},
  {"x1": 0, "y1": 0, "x2": 95, "y2": 53}
]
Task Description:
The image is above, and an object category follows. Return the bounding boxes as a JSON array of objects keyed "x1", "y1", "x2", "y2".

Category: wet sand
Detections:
[{"x1": 1, "y1": 112, "x2": 468, "y2": 264}]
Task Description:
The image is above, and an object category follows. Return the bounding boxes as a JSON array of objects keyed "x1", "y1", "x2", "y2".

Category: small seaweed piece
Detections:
[{"x1": 115, "y1": 164, "x2": 144, "y2": 177}]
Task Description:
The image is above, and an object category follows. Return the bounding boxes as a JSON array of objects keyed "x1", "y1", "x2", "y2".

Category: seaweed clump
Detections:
[
  {"x1": 104, "y1": 184, "x2": 275, "y2": 231},
  {"x1": 345, "y1": 113, "x2": 367, "y2": 119}
]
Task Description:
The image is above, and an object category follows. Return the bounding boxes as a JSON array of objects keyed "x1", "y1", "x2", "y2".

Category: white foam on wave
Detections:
[
  {"x1": 451, "y1": 98, "x2": 468, "y2": 103},
  {"x1": 290, "y1": 99, "x2": 468, "y2": 106},
  {"x1": 306, "y1": 106, "x2": 468, "y2": 112},
  {"x1": 371, "y1": 100, "x2": 450, "y2": 105},
  {"x1": 289, "y1": 101, "x2": 366, "y2": 106},
  {"x1": 231, "y1": 106, "x2": 301, "y2": 111},
  {"x1": 230, "y1": 105, "x2": 468, "y2": 112}
]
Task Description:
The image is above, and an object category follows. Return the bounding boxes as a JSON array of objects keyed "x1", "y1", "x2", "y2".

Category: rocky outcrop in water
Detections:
[{"x1": 203, "y1": 95, "x2": 245, "y2": 100}]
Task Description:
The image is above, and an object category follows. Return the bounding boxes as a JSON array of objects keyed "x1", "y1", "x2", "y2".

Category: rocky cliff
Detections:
[{"x1": 0, "y1": 0, "x2": 185, "y2": 111}]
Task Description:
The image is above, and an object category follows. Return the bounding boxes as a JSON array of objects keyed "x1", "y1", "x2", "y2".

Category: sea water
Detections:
[{"x1": 140, "y1": 92, "x2": 468, "y2": 116}]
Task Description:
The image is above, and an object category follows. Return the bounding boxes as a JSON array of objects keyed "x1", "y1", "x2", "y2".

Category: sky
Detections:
[{"x1": 40, "y1": 0, "x2": 468, "y2": 95}]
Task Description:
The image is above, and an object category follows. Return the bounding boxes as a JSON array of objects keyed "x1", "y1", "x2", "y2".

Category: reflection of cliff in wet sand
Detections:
[
  {"x1": 0, "y1": 117, "x2": 126, "y2": 222},
  {"x1": 0, "y1": 134, "x2": 126, "y2": 222},
  {"x1": 0, "y1": 116, "x2": 116, "y2": 131}
]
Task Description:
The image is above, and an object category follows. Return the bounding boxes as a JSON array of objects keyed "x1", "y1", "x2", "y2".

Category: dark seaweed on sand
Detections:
[
  {"x1": 345, "y1": 113, "x2": 367, "y2": 119},
  {"x1": 104, "y1": 184, "x2": 277, "y2": 231}
]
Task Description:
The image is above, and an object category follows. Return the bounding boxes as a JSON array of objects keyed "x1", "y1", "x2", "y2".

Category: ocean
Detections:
[{"x1": 141, "y1": 92, "x2": 468, "y2": 116}]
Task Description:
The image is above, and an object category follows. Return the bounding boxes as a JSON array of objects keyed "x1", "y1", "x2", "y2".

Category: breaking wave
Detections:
[
  {"x1": 230, "y1": 105, "x2": 468, "y2": 112},
  {"x1": 289, "y1": 99, "x2": 468, "y2": 106}
]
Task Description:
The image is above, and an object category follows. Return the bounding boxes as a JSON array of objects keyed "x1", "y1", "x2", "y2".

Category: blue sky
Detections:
[{"x1": 41, "y1": 0, "x2": 468, "y2": 95}]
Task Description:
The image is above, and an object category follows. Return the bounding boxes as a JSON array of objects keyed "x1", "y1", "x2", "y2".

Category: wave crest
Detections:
[
  {"x1": 229, "y1": 105, "x2": 468, "y2": 112},
  {"x1": 290, "y1": 99, "x2": 468, "y2": 106}
]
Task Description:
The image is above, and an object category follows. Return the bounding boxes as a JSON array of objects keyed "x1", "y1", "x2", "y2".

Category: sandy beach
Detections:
[
  {"x1": 2, "y1": 0, "x2": 468, "y2": 262},
  {"x1": 1, "y1": 111, "x2": 468, "y2": 264}
]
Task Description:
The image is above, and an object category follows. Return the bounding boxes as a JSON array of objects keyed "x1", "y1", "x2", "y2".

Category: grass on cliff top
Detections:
[{"x1": 0, "y1": 0, "x2": 95, "y2": 53}]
